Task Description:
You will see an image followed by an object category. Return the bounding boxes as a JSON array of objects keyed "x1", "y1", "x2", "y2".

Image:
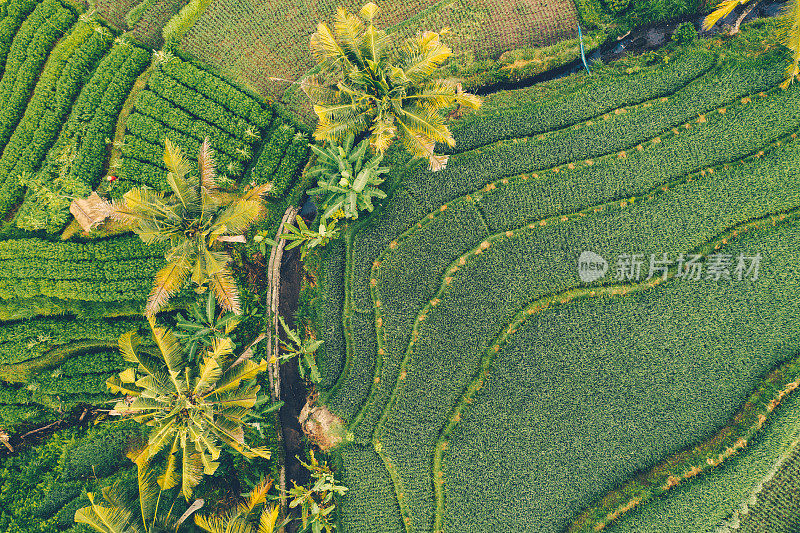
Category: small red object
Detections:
[{"x1": 106, "y1": 175, "x2": 118, "y2": 182}]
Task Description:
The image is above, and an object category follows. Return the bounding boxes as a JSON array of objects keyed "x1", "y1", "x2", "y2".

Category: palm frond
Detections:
[
  {"x1": 151, "y1": 325, "x2": 185, "y2": 375},
  {"x1": 158, "y1": 435, "x2": 181, "y2": 491},
  {"x1": 209, "y1": 266, "x2": 241, "y2": 315},
  {"x1": 395, "y1": 104, "x2": 454, "y2": 146},
  {"x1": 74, "y1": 492, "x2": 136, "y2": 533},
  {"x1": 257, "y1": 505, "x2": 281, "y2": 533},
  {"x1": 397, "y1": 31, "x2": 452, "y2": 83},
  {"x1": 198, "y1": 138, "x2": 218, "y2": 190},
  {"x1": 310, "y1": 22, "x2": 346, "y2": 64},
  {"x1": 145, "y1": 246, "x2": 193, "y2": 318},
  {"x1": 333, "y1": 6, "x2": 366, "y2": 68},
  {"x1": 181, "y1": 450, "x2": 205, "y2": 500},
  {"x1": 164, "y1": 138, "x2": 191, "y2": 180},
  {"x1": 702, "y1": 0, "x2": 746, "y2": 30},
  {"x1": 194, "y1": 353, "x2": 223, "y2": 394},
  {"x1": 195, "y1": 514, "x2": 225, "y2": 533},
  {"x1": 781, "y1": 0, "x2": 800, "y2": 88}
]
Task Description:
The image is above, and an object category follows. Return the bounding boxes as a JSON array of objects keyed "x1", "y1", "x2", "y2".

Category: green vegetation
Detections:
[
  {"x1": 15, "y1": 41, "x2": 150, "y2": 233},
  {"x1": 575, "y1": 0, "x2": 707, "y2": 30},
  {"x1": 303, "y1": 2, "x2": 481, "y2": 169},
  {"x1": 308, "y1": 134, "x2": 389, "y2": 223},
  {"x1": 107, "y1": 322, "x2": 271, "y2": 499},
  {"x1": 112, "y1": 139, "x2": 269, "y2": 316},
  {"x1": 308, "y1": 21, "x2": 800, "y2": 533}
]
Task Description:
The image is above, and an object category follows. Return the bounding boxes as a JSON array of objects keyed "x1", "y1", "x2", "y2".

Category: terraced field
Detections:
[
  {"x1": 0, "y1": 0, "x2": 311, "y2": 442},
  {"x1": 176, "y1": 0, "x2": 583, "y2": 122},
  {"x1": 313, "y1": 29, "x2": 800, "y2": 533}
]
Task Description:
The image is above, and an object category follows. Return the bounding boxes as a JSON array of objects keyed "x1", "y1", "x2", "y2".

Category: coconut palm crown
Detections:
[
  {"x1": 74, "y1": 446, "x2": 203, "y2": 533},
  {"x1": 703, "y1": 0, "x2": 800, "y2": 88},
  {"x1": 106, "y1": 322, "x2": 271, "y2": 500},
  {"x1": 113, "y1": 138, "x2": 269, "y2": 317},
  {"x1": 302, "y1": 2, "x2": 481, "y2": 171}
]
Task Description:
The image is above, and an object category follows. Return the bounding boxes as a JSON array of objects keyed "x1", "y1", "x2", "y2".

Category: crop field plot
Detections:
[
  {"x1": 312, "y1": 20, "x2": 800, "y2": 533},
  {"x1": 177, "y1": 0, "x2": 579, "y2": 121},
  {"x1": 0, "y1": 0, "x2": 309, "y2": 496}
]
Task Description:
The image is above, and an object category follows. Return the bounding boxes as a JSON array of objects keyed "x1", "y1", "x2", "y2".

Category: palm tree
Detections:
[
  {"x1": 301, "y1": 2, "x2": 481, "y2": 171},
  {"x1": 106, "y1": 321, "x2": 271, "y2": 500},
  {"x1": 193, "y1": 478, "x2": 287, "y2": 533},
  {"x1": 703, "y1": 0, "x2": 800, "y2": 88},
  {"x1": 74, "y1": 447, "x2": 203, "y2": 533},
  {"x1": 112, "y1": 138, "x2": 269, "y2": 317}
]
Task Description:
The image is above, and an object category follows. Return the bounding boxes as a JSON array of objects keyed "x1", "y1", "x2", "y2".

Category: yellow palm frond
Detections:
[
  {"x1": 150, "y1": 325, "x2": 184, "y2": 376},
  {"x1": 334, "y1": 6, "x2": 365, "y2": 67},
  {"x1": 209, "y1": 266, "x2": 241, "y2": 315},
  {"x1": 145, "y1": 243, "x2": 193, "y2": 318},
  {"x1": 164, "y1": 138, "x2": 190, "y2": 180},
  {"x1": 157, "y1": 435, "x2": 181, "y2": 491},
  {"x1": 369, "y1": 114, "x2": 397, "y2": 153},
  {"x1": 780, "y1": 0, "x2": 800, "y2": 88},
  {"x1": 194, "y1": 514, "x2": 225, "y2": 533},
  {"x1": 118, "y1": 331, "x2": 142, "y2": 364},
  {"x1": 198, "y1": 137, "x2": 218, "y2": 190},
  {"x1": 702, "y1": 0, "x2": 747, "y2": 30},
  {"x1": 181, "y1": 450, "x2": 205, "y2": 500},
  {"x1": 359, "y1": 2, "x2": 379, "y2": 21},
  {"x1": 310, "y1": 22, "x2": 345, "y2": 64},
  {"x1": 395, "y1": 105, "x2": 455, "y2": 146},
  {"x1": 74, "y1": 492, "x2": 135, "y2": 533},
  {"x1": 257, "y1": 505, "x2": 281, "y2": 533}
]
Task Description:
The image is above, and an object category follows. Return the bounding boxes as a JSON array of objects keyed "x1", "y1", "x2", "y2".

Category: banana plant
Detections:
[
  {"x1": 276, "y1": 315, "x2": 323, "y2": 383},
  {"x1": 106, "y1": 319, "x2": 272, "y2": 500},
  {"x1": 279, "y1": 216, "x2": 340, "y2": 259},
  {"x1": 307, "y1": 133, "x2": 389, "y2": 223}
]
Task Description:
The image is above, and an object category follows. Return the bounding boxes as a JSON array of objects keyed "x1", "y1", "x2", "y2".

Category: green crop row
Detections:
[
  {"x1": 447, "y1": 44, "x2": 718, "y2": 153},
  {"x1": 408, "y1": 65, "x2": 797, "y2": 215},
  {"x1": 439, "y1": 218, "x2": 800, "y2": 533},
  {"x1": 372, "y1": 204, "x2": 800, "y2": 532},
  {"x1": 146, "y1": 68, "x2": 256, "y2": 140},
  {"x1": 123, "y1": 112, "x2": 243, "y2": 177},
  {"x1": 347, "y1": 198, "x2": 490, "y2": 439},
  {"x1": 15, "y1": 43, "x2": 151, "y2": 233},
  {"x1": 0, "y1": 316, "x2": 142, "y2": 366},
  {"x1": 475, "y1": 94, "x2": 800, "y2": 233},
  {"x1": 0, "y1": 0, "x2": 77, "y2": 155},
  {"x1": 0, "y1": 22, "x2": 113, "y2": 217},
  {"x1": 315, "y1": 239, "x2": 348, "y2": 391},
  {"x1": 351, "y1": 122, "x2": 800, "y2": 532},
  {"x1": 0, "y1": 277, "x2": 156, "y2": 303},
  {"x1": 125, "y1": 0, "x2": 159, "y2": 27},
  {"x1": 251, "y1": 121, "x2": 292, "y2": 182},
  {"x1": 162, "y1": 0, "x2": 212, "y2": 44},
  {"x1": 267, "y1": 132, "x2": 307, "y2": 199},
  {"x1": 0, "y1": 235, "x2": 166, "y2": 262},
  {"x1": 117, "y1": 156, "x2": 169, "y2": 193},
  {"x1": 133, "y1": 87, "x2": 252, "y2": 161},
  {"x1": 0, "y1": 0, "x2": 38, "y2": 80},
  {"x1": 0, "y1": 422, "x2": 143, "y2": 532},
  {"x1": 160, "y1": 55, "x2": 272, "y2": 128},
  {"x1": 726, "y1": 440, "x2": 800, "y2": 532}
]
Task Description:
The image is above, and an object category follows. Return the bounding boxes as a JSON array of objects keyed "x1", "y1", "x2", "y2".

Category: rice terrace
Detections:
[{"x1": 1, "y1": 0, "x2": 800, "y2": 531}]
